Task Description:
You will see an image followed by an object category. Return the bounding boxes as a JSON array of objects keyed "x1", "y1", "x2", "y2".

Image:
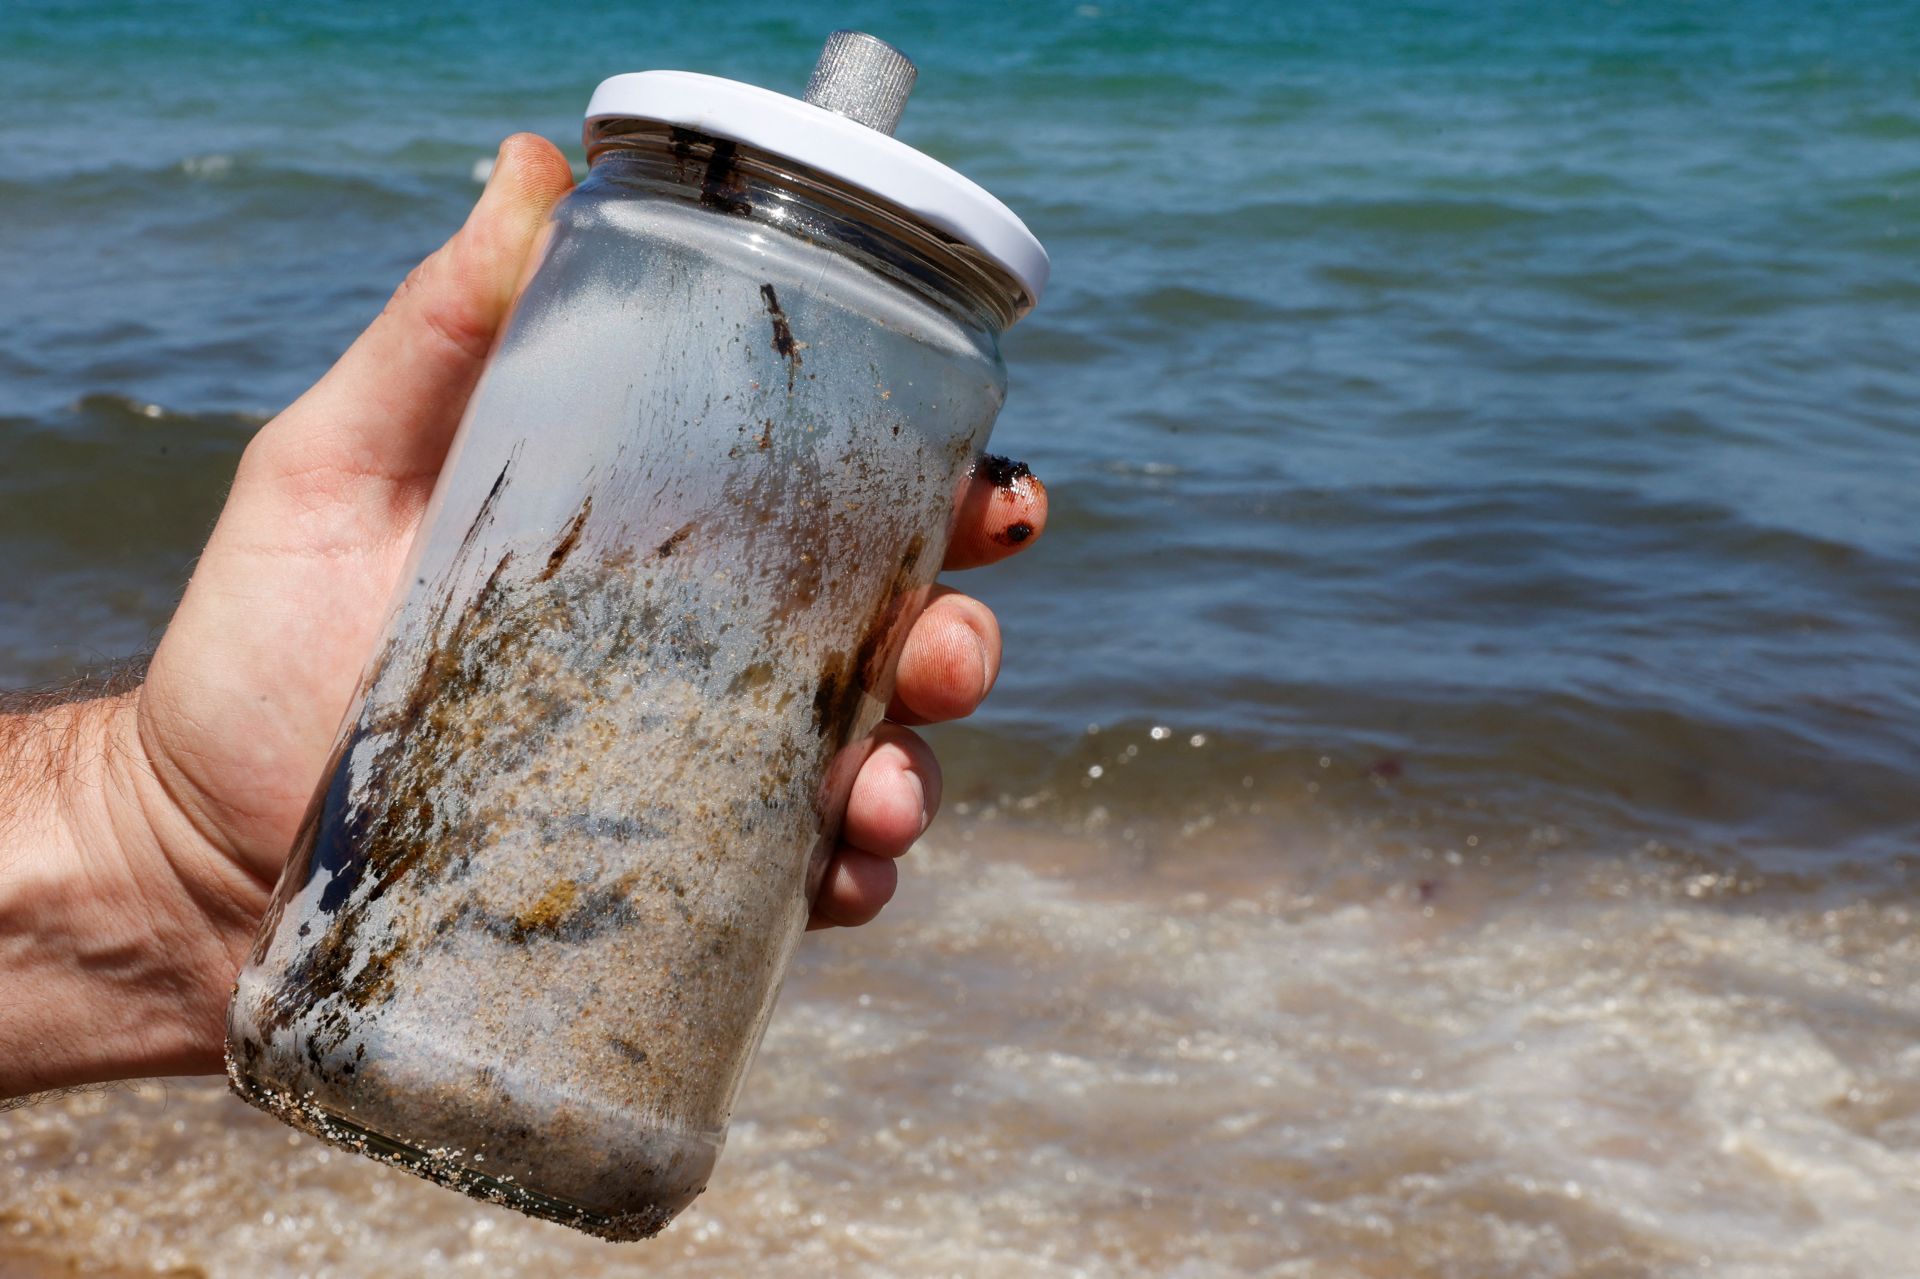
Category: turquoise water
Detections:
[
  {"x1": 5, "y1": 0, "x2": 1919, "y2": 869},
  {"x1": 5, "y1": 4, "x2": 1920, "y2": 1275}
]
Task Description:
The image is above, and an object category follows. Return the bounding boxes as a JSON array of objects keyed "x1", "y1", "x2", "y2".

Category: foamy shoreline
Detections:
[{"x1": 6, "y1": 812, "x2": 1918, "y2": 1276}]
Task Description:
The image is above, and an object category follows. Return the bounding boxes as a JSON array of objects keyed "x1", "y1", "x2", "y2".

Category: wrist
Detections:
[{"x1": 0, "y1": 687, "x2": 232, "y2": 1095}]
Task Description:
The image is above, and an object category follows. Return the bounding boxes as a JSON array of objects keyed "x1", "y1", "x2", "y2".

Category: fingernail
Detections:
[
  {"x1": 474, "y1": 138, "x2": 523, "y2": 204},
  {"x1": 974, "y1": 630, "x2": 995, "y2": 700},
  {"x1": 484, "y1": 141, "x2": 511, "y2": 191},
  {"x1": 907, "y1": 766, "x2": 930, "y2": 835}
]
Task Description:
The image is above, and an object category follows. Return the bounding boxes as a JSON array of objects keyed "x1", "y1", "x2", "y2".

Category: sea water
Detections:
[{"x1": 4, "y1": 1, "x2": 1920, "y2": 1275}]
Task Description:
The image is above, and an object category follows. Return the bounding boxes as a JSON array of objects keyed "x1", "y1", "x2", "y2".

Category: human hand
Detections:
[{"x1": 2, "y1": 134, "x2": 1046, "y2": 1095}]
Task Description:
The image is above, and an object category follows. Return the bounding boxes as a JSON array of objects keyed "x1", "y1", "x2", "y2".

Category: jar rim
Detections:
[
  {"x1": 587, "y1": 122, "x2": 1032, "y2": 333},
  {"x1": 583, "y1": 71, "x2": 1048, "y2": 309}
]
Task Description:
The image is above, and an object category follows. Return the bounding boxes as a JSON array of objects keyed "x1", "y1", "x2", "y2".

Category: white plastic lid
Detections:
[{"x1": 584, "y1": 70, "x2": 1049, "y2": 308}]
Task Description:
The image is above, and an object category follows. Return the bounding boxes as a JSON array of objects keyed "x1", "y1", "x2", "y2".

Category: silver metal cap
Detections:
[{"x1": 803, "y1": 30, "x2": 917, "y2": 137}]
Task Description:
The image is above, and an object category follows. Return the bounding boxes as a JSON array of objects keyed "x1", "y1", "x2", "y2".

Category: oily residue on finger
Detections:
[
  {"x1": 977, "y1": 454, "x2": 1033, "y2": 489},
  {"x1": 978, "y1": 456, "x2": 1045, "y2": 541}
]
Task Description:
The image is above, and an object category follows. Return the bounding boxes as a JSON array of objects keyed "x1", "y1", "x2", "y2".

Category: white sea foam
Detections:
[
  {"x1": 179, "y1": 154, "x2": 232, "y2": 179},
  {"x1": 3, "y1": 815, "x2": 1916, "y2": 1276}
]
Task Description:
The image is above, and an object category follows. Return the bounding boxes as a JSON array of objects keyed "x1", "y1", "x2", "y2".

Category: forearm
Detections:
[{"x1": 0, "y1": 679, "x2": 216, "y2": 1097}]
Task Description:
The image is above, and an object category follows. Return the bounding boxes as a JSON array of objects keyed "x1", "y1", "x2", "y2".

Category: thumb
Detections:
[{"x1": 255, "y1": 133, "x2": 575, "y2": 486}]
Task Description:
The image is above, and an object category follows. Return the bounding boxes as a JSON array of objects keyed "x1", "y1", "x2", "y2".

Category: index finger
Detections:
[{"x1": 943, "y1": 454, "x2": 1049, "y2": 570}]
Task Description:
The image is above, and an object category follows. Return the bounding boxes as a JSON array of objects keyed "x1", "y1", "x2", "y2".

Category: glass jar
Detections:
[{"x1": 225, "y1": 50, "x2": 1043, "y2": 1242}]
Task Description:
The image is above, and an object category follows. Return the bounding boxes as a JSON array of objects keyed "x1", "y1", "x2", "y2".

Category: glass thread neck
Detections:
[{"x1": 586, "y1": 121, "x2": 1027, "y2": 333}]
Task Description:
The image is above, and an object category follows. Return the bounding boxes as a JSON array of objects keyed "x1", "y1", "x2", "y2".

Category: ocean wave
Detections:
[
  {"x1": 0, "y1": 160, "x2": 441, "y2": 226},
  {"x1": 0, "y1": 397, "x2": 250, "y2": 556},
  {"x1": 0, "y1": 396, "x2": 256, "y2": 682},
  {"x1": 1001, "y1": 323, "x2": 1121, "y2": 366},
  {"x1": 937, "y1": 673, "x2": 1920, "y2": 875},
  {"x1": 1839, "y1": 110, "x2": 1920, "y2": 139},
  {"x1": 1218, "y1": 196, "x2": 1560, "y2": 237},
  {"x1": 1126, "y1": 284, "x2": 1287, "y2": 325},
  {"x1": 180, "y1": 153, "x2": 235, "y2": 179}
]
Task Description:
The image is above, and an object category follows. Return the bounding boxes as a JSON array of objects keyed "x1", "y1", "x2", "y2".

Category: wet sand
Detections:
[{"x1": 6, "y1": 768, "x2": 1919, "y2": 1277}]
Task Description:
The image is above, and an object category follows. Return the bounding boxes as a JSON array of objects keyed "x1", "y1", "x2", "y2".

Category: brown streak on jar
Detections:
[
  {"x1": 537, "y1": 498, "x2": 593, "y2": 582},
  {"x1": 509, "y1": 880, "x2": 582, "y2": 942},
  {"x1": 667, "y1": 128, "x2": 751, "y2": 217},
  {"x1": 652, "y1": 523, "x2": 695, "y2": 561},
  {"x1": 759, "y1": 284, "x2": 803, "y2": 392},
  {"x1": 809, "y1": 534, "x2": 926, "y2": 745},
  {"x1": 258, "y1": 515, "x2": 595, "y2": 1055}
]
